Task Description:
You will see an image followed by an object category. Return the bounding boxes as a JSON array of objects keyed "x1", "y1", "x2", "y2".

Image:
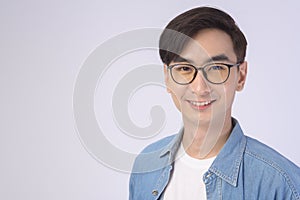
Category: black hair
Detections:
[{"x1": 159, "y1": 7, "x2": 247, "y2": 65}]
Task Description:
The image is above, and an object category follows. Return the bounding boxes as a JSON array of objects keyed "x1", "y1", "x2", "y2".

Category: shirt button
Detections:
[
  {"x1": 152, "y1": 190, "x2": 159, "y2": 196},
  {"x1": 203, "y1": 172, "x2": 212, "y2": 184},
  {"x1": 206, "y1": 172, "x2": 212, "y2": 178}
]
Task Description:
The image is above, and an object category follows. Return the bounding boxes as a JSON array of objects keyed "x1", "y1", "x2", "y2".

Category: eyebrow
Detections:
[
  {"x1": 172, "y1": 54, "x2": 231, "y2": 64},
  {"x1": 172, "y1": 56, "x2": 193, "y2": 63},
  {"x1": 205, "y1": 54, "x2": 230, "y2": 63}
]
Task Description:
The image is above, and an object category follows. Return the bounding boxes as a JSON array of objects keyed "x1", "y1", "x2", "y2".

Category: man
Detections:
[{"x1": 129, "y1": 6, "x2": 300, "y2": 200}]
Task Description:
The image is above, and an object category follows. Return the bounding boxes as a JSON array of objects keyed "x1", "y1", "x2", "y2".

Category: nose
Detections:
[{"x1": 188, "y1": 71, "x2": 211, "y2": 95}]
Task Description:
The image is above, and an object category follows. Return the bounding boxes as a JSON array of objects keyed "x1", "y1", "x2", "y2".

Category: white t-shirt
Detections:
[{"x1": 163, "y1": 144, "x2": 215, "y2": 200}]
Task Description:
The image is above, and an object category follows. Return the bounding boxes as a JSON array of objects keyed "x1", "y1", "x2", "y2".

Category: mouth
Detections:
[{"x1": 187, "y1": 100, "x2": 216, "y2": 110}]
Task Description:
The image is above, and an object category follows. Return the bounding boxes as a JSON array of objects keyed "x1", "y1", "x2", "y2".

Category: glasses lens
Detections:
[
  {"x1": 171, "y1": 64, "x2": 196, "y2": 84},
  {"x1": 204, "y1": 63, "x2": 229, "y2": 84}
]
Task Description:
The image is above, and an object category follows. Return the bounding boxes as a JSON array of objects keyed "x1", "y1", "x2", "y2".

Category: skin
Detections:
[{"x1": 164, "y1": 28, "x2": 247, "y2": 159}]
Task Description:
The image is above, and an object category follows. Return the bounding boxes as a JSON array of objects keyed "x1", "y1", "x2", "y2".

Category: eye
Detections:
[
  {"x1": 180, "y1": 66, "x2": 193, "y2": 71},
  {"x1": 208, "y1": 64, "x2": 227, "y2": 71},
  {"x1": 173, "y1": 65, "x2": 194, "y2": 73}
]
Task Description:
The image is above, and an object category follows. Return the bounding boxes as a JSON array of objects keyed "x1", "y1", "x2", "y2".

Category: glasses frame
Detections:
[{"x1": 167, "y1": 62, "x2": 241, "y2": 85}]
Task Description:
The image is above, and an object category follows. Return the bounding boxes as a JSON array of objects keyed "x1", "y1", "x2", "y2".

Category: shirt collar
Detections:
[
  {"x1": 159, "y1": 118, "x2": 246, "y2": 187},
  {"x1": 209, "y1": 118, "x2": 247, "y2": 187},
  {"x1": 159, "y1": 127, "x2": 183, "y2": 161}
]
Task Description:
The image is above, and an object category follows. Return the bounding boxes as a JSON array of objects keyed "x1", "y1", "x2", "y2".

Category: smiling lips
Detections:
[{"x1": 188, "y1": 100, "x2": 216, "y2": 110}]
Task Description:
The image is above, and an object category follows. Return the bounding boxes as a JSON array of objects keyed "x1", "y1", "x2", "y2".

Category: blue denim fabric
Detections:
[{"x1": 129, "y1": 119, "x2": 300, "y2": 200}]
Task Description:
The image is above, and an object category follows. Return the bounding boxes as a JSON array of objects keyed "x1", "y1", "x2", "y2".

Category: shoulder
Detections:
[
  {"x1": 140, "y1": 134, "x2": 177, "y2": 153},
  {"x1": 244, "y1": 136, "x2": 300, "y2": 198},
  {"x1": 244, "y1": 136, "x2": 299, "y2": 171},
  {"x1": 130, "y1": 134, "x2": 177, "y2": 173}
]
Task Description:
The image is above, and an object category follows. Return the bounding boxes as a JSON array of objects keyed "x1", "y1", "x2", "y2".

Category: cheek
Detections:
[
  {"x1": 222, "y1": 86, "x2": 237, "y2": 107},
  {"x1": 215, "y1": 84, "x2": 236, "y2": 105},
  {"x1": 221, "y1": 72, "x2": 239, "y2": 104},
  {"x1": 167, "y1": 84, "x2": 186, "y2": 112},
  {"x1": 170, "y1": 92, "x2": 181, "y2": 111}
]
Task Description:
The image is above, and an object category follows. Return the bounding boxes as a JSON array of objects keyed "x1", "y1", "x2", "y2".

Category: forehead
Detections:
[{"x1": 179, "y1": 28, "x2": 237, "y2": 64}]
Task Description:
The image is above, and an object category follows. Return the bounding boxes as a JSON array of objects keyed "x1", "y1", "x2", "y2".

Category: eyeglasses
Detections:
[{"x1": 167, "y1": 62, "x2": 241, "y2": 85}]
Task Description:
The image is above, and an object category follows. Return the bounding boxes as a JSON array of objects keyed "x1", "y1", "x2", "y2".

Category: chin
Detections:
[{"x1": 183, "y1": 112, "x2": 212, "y2": 126}]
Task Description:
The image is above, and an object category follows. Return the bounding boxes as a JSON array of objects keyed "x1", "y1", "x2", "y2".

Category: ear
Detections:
[
  {"x1": 164, "y1": 64, "x2": 172, "y2": 93},
  {"x1": 236, "y1": 61, "x2": 247, "y2": 91}
]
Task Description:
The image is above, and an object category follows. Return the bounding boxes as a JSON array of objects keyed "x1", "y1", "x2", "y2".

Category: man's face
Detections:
[{"x1": 164, "y1": 28, "x2": 247, "y2": 127}]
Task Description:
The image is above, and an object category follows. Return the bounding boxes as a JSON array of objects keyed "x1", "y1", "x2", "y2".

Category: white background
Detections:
[{"x1": 1, "y1": 0, "x2": 300, "y2": 199}]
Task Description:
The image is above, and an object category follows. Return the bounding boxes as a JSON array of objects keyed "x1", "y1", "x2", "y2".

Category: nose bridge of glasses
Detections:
[
  {"x1": 191, "y1": 66, "x2": 209, "y2": 86},
  {"x1": 195, "y1": 66, "x2": 208, "y2": 80}
]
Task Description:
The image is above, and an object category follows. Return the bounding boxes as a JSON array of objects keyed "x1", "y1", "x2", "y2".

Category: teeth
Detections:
[{"x1": 190, "y1": 100, "x2": 212, "y2": 106}]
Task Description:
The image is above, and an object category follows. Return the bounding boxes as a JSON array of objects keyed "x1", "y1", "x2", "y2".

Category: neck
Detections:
[{"x1": 182, "y1": 116, "x2": 233, "y2": 159}]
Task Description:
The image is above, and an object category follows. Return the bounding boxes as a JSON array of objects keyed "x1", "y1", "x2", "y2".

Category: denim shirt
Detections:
[{"x1": 129, "y1": 119, "x2": 300, "y2": 200}]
